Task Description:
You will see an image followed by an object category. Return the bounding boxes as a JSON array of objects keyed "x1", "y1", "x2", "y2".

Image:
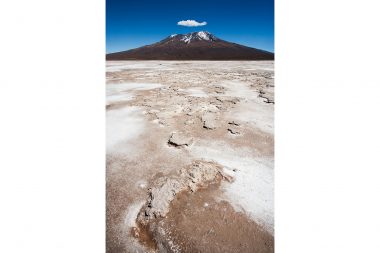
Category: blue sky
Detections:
[{"x1": 106, "y1": 0, "x2": 274, "y2": 53}]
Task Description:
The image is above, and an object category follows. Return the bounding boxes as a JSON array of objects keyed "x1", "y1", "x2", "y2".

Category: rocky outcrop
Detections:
[
  {"x1": 228, "y1": 127, "x2": 240, "y2": 135},
  {"x1": 202, "y1": 113, "x2": 219, "y2": 129},
  {"x1": 168, "y1": 132, "x2": 193, "y2": 147},
  {"x1": 137, "y1": 160, "x2": 232, "y2": 223}
]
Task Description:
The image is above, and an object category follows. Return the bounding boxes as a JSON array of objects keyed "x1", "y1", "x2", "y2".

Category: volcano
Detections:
[{"x1": 106, "y1": 31, "x2": 274, "y2": 60}]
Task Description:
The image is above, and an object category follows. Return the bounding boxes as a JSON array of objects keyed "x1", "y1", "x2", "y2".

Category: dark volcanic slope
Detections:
[{"x1": 106, "y1": 31, "x2": 274, "y2": 60}]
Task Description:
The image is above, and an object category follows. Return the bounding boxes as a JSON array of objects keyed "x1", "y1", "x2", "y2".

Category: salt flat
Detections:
[{"x1": 106, "y1": 61, "x2": 274, "y2": 253}]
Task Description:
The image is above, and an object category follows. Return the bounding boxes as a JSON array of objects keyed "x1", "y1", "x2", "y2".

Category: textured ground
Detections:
[{"x1": 106, "y1": 61, "x2": 274, "y2": 253}]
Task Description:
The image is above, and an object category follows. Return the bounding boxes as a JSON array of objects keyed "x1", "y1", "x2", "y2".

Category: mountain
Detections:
[{"x1": 106, "y1": 31, "x2": 274, "y2": 60}]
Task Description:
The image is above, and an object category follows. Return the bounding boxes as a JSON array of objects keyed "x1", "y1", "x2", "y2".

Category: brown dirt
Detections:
[
  {"x1": 130, "y1": 225, "x2": 158, "y2": 251},
  {"x1": 134, "y1": 182, "x2": 274, "y2": 253}
]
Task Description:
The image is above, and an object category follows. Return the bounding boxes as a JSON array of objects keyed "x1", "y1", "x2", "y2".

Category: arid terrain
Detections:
[{"x1": 106, "y1": 61, "x2": 274, "y2": 253}]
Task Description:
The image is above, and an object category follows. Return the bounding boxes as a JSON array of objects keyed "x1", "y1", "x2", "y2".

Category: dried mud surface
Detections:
[{"x1": 106, "y1": 61, "x2": 274, "y2": 253}]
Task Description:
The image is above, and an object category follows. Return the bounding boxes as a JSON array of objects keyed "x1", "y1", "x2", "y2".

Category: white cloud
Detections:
[{"x1": 177, "y1": 20, "x2": 207, "y2": 27}]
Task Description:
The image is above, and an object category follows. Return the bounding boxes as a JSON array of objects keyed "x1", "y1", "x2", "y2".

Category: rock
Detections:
[
  {"x1": 228, "y1": 120, "x2": 241, "y2": 126},
  {"x1": 228, "y1": 128, "x2": 240, "y2": 135},
  {"x1": 147, "y1": 178, "x2": 183, "y2": 218},
  {"x1": 203, "y1": 120, "x2": 217, "y2": 129},
  {"x1": 137, "y1": 160, "x2": 233, "y2": 224},
  {"x1": 202, "y1": 113, "x2": 218, "y2": 129},
  {"x1": 263, "y1": 97, "x2": 274, "y2": 104},
  {"x1": 258, "y1": 93, "x2": 275, "y2": 104},
  {"x1": 216, "y1": 96, "x2": 240, "y2": 105},
  {"x1": 168, "y1": 132, "x2": 192, "y2": 147},
  {"x1": 203, "y1": 119, "x2": 218, "y2": 129}
]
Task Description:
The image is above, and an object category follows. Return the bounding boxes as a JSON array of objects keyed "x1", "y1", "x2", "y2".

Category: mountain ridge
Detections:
[{"x1": 106, "y1": 31, "x2": 274, "y2": 60}]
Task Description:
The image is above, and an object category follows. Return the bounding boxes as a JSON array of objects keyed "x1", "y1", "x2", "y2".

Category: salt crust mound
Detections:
[{"x1": 137, "y1": 160, "x2": 233, "y2": 225}]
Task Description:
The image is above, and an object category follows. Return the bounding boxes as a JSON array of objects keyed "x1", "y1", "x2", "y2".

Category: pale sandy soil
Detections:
[{"x1": 106, "y1": 61, "x2": 274, "y2": 253}]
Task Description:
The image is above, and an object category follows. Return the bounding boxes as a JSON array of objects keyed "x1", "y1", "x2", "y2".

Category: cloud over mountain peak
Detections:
[{"x1": 177, "y1": 20, "x2": 207, "y2": 27}]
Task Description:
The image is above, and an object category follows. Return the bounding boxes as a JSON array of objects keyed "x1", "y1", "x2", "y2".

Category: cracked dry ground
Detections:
[{"x1": 106, "y1": 61, "x2": 274, "y2": 253}]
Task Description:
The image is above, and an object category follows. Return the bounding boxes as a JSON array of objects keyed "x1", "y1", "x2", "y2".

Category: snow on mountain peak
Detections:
[
  {"x1": 197, "y1": 31, "x2": 210, "y2": 40},
  {"x1": 180, "y1": 33, "x2": 193, "y2": 43},
  {"x1": 170, "y1": 34, "x2": 177, "y2": 38},
  {"x1": 178, "y1": 31, "x2": 215, "y2": 44}
]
